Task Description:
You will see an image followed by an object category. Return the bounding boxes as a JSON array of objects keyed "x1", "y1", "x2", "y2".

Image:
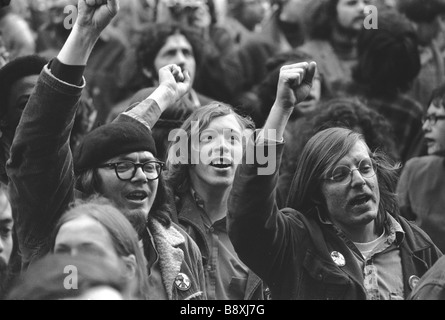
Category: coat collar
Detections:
[{"x1": 147, "y1": 218, "x2": 185, "y2": 300}]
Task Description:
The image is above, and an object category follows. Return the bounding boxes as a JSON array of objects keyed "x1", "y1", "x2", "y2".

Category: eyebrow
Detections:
[
  {"x1": 115, "y1": 156, "x2": 156, "y2": 162},
  {"x1": 336, "y1": 157, "x2": 371, "y2": 166}
]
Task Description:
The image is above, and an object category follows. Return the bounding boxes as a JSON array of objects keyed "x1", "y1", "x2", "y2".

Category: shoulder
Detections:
[
  {"x1": 398, "y1": 215, "x2": 439, "y2": 249},
  {"x1": 409, "y1": 256, "x2": 445, "y2": 300},
  {"x1": 403, "y1": 155, "x2": 444, "y2": 175}
]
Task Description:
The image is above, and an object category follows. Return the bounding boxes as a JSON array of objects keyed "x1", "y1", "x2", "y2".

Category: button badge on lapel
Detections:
[
  {"x1": 409, "y1": 275, "x2": 420, "y2": 290},
  {"x1": 331, "y1": 251, "x2": 346, "y2": 267},
  {"x1": 175, "y1": 273, "x2": 191, "y2": 291}
]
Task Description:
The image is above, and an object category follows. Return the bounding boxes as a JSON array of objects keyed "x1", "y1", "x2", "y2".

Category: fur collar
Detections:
[{"x1": 147, "y1": 218, "x2": 185, "y2": 300}]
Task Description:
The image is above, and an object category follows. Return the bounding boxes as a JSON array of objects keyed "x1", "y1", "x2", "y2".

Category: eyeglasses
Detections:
[
  {"x1": 325, "y1": 158, "x2": 377, "y2": 185},
  {"x1": 98, "y1": 160, "x2": 164, "y2": 181},
  {"x1": 422, "y1": 114, "x2": 445, "y2": 126}
]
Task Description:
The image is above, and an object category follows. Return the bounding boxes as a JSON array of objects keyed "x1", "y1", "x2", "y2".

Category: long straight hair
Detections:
[
  {"x1": 287, "y1": 127, "x2": 401, "y2": 231},
  {"x1": 49, "y1": 197, "x2": 150, "y2": 300}
]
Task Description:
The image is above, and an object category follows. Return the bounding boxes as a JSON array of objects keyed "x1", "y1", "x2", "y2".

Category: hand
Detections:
[
  {"x1": 275, "y1": 61, "x2": 317, "y2": 111},
  {"x1": 158, "y1": 64, "x2": 192, "y2": 102},
  {"x1": 76, "y1": 0, "x2": 120, "y2": 35}
]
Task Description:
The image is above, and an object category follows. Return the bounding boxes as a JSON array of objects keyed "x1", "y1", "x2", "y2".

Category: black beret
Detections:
[
  {"x1": 0, "y1": 55, "x2": 48, "y2": 117},
  {"x1": 73, "y1": 119, "x2": 157, "y2": 175}
]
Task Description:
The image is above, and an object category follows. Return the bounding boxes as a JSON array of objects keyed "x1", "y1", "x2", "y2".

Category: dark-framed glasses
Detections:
[
  {"x1": 98, "y1": 160, "x2": 164, "y2": 181},
  {"x1": 422, "y1": 114, "x2": 445, "y2": 126},
  {"x1": 325, "y1": 158, "x2": 377, "y2": 185}
]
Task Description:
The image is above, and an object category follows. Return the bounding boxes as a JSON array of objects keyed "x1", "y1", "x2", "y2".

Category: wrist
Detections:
[
  {"x1": 57, "y1": 24, "x2": 100, "y2": 66},
  {"x1": 148, "y1": 84, "x2": 177, "y2": 112},
  {"x1": 271, "y1": 102, "x2": 294, "y2": 117},
  {"x1": 71, "y1": 23, "x2": 101, "y2": 47}
]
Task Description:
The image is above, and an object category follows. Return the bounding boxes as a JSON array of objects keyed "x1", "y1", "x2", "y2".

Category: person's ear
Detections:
[{"x1": 121, "y1": 254, "x2": 137, "y2": 280}]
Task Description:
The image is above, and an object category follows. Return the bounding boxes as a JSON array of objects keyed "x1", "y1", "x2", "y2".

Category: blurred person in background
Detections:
[
  {"x1": 297, "y1": 0, "x2": 376, "y2": 96},
  {"x1": 222, "y1": 0, "x2": 268, "y2": 47},
  {"x1": 338, "y1": 8, "x2": 424, "y2": 164},
  {"x1": 0, "y1": 5, "x2": 36, "y2": 63},
  {"x1": 154, "y1": 0, "x2": 235, "y2": 56},
  {"x1": 0, "y1": 183, "x2": 13, "y2": 299},
  {"x1": 0, "y1": 55, "x2": 96, "y2": 185},
  {"x1": 397, "y1": 83, "x2": 445, "y2": 253},
  {"x1": 35, "y1": 0, "x2": 130, "y2": 127},
  {"x1": 110, "y1": 23, "x2": 213, "y2": 161},
  {"x1": 396, "y1": 0, "x2": 445, "y2": 107},
  {"x1": 195, "y1": 0, "x2": 313, "y2": 106}
]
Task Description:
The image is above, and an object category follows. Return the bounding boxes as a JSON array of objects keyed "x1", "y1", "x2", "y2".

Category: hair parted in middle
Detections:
[{"x1": 287, "y1": 127, "x2": 401, "y2": 233}]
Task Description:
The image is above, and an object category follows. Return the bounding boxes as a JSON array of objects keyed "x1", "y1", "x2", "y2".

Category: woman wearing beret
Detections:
[{"x1": 6, "y1": 0, "x2": 206, "y2": 300}]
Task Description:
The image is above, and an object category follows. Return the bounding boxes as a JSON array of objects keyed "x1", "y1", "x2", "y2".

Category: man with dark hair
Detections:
[
  {"x1": 0, "y1": 55, "x2": 96, "y2": 184},
  {"x1": 110, "y1": 23, "x2": 213, "y2": 161},
  {"x1": 397, "y1": 0, "x2": 445, "y2": 106},
  {"x1": 0, "y1": 55, "x2": 46, "y2": 184}
]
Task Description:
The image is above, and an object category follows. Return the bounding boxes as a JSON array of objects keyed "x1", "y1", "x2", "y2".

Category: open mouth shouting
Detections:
[
  {"x1": 209, "y1": 157, "x2": 233, "y2": 170},
  {"x1": 348, "y1": 193, "x2": 373, "y2": 208},
  {"x1": 125, "y1": 190, "x2": 149, "y2": 203}
]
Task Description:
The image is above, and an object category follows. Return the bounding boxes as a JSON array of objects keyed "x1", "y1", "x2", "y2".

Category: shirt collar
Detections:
[
  {"x1": 316, "y1": 207, "x2": 405, "y2": 246},
  {"x1": 190, "y1": 187, "x2": 205, "y2": 211}
]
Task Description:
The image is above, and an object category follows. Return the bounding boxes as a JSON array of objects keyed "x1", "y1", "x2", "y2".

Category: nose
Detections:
[
  {"x1": 0, "y1": 238, "x2": 4, "y2": 253},
  {"x1": 215, "y1": 136, "x2": 230, "y2": 155},
  {"x1": 68, "y1": 248, "x2": 78, "y2": 257},
  {"x1": 422, "y1": 119, "x2": 431, "y2": 132},
  {"x1": 131, "y1": 166, "x2": 148, "y2": 183},
  {"x1": 357, "y1": 0, "x2": 367, "y2": 11},
  {"x1": 175, "y1": 51, "x2": 186, "y2": 68},
  {"x1": 350, "y1": 168, "x2": 366, "y2": 187}
]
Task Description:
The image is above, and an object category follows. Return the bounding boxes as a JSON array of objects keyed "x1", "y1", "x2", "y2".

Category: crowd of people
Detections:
[{"x1": 1, "y1": 0, "x2": 445, "y2": 300}]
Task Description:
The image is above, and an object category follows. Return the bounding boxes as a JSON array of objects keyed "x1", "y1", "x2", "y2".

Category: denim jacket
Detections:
[
  {"x1": 6, "y1": 65, "x2": 206, "y2": 300},
  {"x1": 227, "y1": 141, "x2": 442, "y2": 299}
]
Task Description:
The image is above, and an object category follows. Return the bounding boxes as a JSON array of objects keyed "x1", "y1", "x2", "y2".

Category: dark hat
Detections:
[
  {"x1": 73, "y1": 119, "x2": 157, "y2": 175},
  {"x1": 0, "y1": 55, "x2": 48, "y2": 117}
]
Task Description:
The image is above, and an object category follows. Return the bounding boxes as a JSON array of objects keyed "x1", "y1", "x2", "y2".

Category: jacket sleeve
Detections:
[
  {"x1": 6, "y1": 66, "x2": 84, "y2": 268},
  {"x1": 227, "y1": 140, "x2": 306, "y2": 284}
]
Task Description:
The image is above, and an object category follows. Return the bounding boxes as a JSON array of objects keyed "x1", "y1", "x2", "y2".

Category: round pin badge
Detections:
[
  {"x1": 409, "y1": 275, "x2": 420, "y2": 290},
  {"x1": 331, "y1": 251, "x2": 346, "y2": 267},
  {"x1": 174, "y1": 273, "x2": 192, "y2": 291}
]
